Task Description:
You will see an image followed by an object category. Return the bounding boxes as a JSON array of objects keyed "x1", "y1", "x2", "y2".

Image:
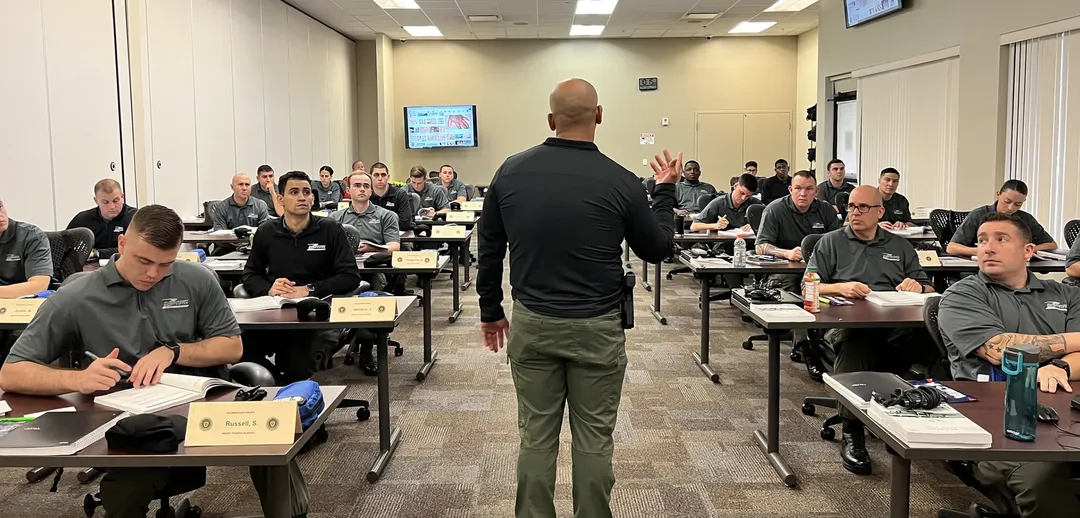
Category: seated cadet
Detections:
[
  {"x1": 211, "y1": 173, "x2": 269, "y2": 230},
  {"x1": 437, "y1": 164, "x2": 470, "y2": 203},
  {"x1": 312, "y1": 165, "x2": 342, "y2": 207},
  {"x1": 369, "y1": 162, "x2": 416, "y2": 231},
  {"x1": 690, "y1": 173, "x2": 761, "y2": 233},
  {"x1": 408, "y1": 166, "x2": 450, "y2": 216},
  {"x1": 0, "y1": 198, "x2": 52, "y2": 299},
  {"x1": 807, "y1": 185, "x2": 939, "y2": 476},
  {"x1": 744, "y1": 160, "x2": 758, "y2": 177},
  {"x1": 816, "y1": 159, "x2": 855, "y2": 211},
  {"x1": 758, "y1": 158, "x2": 793, "y2": 205},
  {"x1": 1066, "y1": 235, "x2": 1080, "y2": 278},
  {"x1": 938, "y1": 212, "x2": 1080, "y2": 518},
  {"x1": 947, "y1": 180, "x2": 1057, "y2": 257},
  {"x1": 877, "y1": 167, "x2": 914, "y2": 229},
  {"x1": 241, "y1": 171, "x2": 361, "y2": 384},
  {"x1": 0, "y1": 205, "x2": 310, "y2": 518},
  {"x1": 674, "y1": 160, "x2": 718, "y2": 216},
  {"x1": 251, "y1": 164, "x2": 283, "y2": 218},
  {"x1": 755, "y1": 170, "x2": 841, "y2": 291},
  {"x1": 66, "y1": 179, "x2": 137, "y2": 260}
]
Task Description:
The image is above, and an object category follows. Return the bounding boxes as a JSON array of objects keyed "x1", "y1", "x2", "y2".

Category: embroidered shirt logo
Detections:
[
  {"x1": 307, "y1": 244, "x2": 326, "y2": 252},
  {"x1": 893, "y1": 209, "x2": 903, "y2": 214},
  {"x1": 882, "y1": 253, "x2": 901, "y2": 262},
  {"x1": 4, "y1": 254, "x2": 20, "y2": 262},
  {"x1": 385, "y1": 202, "x2": 396, "y2": 208},
  {"x1": 113, "y1": 226, "x2": 125, "y2": 233},
  {"x1": 1045, "y1": 301, "x2": 1068, "y2": 312},
  {"x1": 162, "y1": 298, "x2": 190, "y2": 310},
  {"x1": 812, "y1": 222, "x2": 824, "y2": 229}
]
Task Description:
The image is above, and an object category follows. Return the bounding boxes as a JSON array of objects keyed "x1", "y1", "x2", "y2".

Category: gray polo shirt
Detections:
[
  {"x1": 950, "y1": 202, "x2": 1054, "y2": 247},
  {"x1": 441, "y1": 178, "x2": 470, "y2": 201},
  {"x1": 6, "y1": 259, "x2": 240, "y2": 372},
  {"x1": 252, "y1": 184, "x2": 278, "y2": 217},
  {"x1": 330, "y1": 203, "x2": 400, "y2": 246},
  {"x1": 0, "y1": 220, "x2": 53, "y2": 286},
  {"x1": 675, "y1": 181, "x2": 718, "y2": 211},
  {"x1": 693, "y1": 193, "x2": 763, "y2": 229},
  {"x1": 210, "y1": 196, "x2": 269, "y2": 230},
  {"x1": 757, "y1": 195, "x2": 842, "y2": 250},
  {"x1": 313, "y1": 180, "x2": 342, "y2": 205},
  {"x1": 411, "y1": 183, "x2": 449, "y2": 211},
  {"x1": 807, "y1": 227, "x2": 930, "y2": 291},
  {"x1": 938, "y1": 272, "x2": 1080, "y2": 380},
  {"x1": 1067, "y1": 236, "x2": 1080, "y2": 268},
  {"x1": 816, "y1": 180, "x2": 855, "y2": 205},
  {"x1": 882, "y1": 192, "x2": 913, "y2": 224}
]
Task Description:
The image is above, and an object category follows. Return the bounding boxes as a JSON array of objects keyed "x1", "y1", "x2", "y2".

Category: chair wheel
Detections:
[
  {"x1": 343, "y1": 352, "x2": 354, "y2": 366},
  {"x1": 802, "y1": 403, "x2": 815, "y2": 416},
  {"x1": 83, "y1": 493, "x2": 101, "y2": 517},
  {"x1": 666, "y1": 273, "x2": 674, "y2": 280},
  {"x1": 820, "y1": 426, "x2": 835, "y2": 441},
  {"x1": 356, "y1": 407, "x2": 371, "y2": 421},
  {"x1": 185, "y1": 506, "x2": 202, "y2": 518},
  {"x1": 314, "y1": 424, "x2": 329, "y2": 444},
  {"x1": 742, "y1": 340, "x2": 754, "y2": 350},
  {"x1": 394, "y1": 347, "x2": 403, "y2": 357}
]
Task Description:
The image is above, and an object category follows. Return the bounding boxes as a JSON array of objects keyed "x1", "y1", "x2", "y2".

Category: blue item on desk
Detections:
[
  {"x1": 193, "y1": 248, "x2": 207, "y2": 262},
  {"x1": 274, "y1": 380, "x2": 324, "y2": 430},
  {"x1": 33, "y1": 290, "x2": 56, "y2": 298},
  {"x1": 359, "y1": 291, "x2": 394, "y2": 297}
]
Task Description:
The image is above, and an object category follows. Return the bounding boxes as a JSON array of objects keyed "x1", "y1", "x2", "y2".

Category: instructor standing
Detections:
[{"x1": 477, "y1": 78, "x2": 679, "y2": 518}]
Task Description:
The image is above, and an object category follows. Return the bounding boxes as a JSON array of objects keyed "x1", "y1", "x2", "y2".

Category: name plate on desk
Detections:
[
  {"x1": 330, "y1": 297, "x2": 396, "y2": 323},
  {"x1": 185, "y1": 400, "x2": 300, "y2": 447},
  {"x1": 917, "y1": 250, "x2": 941, "y2": 267},
  {"x1": 337, "y1": 202, "x2": 350, "y2": 210},
  {"x1": 446, "y1": 211, "x2": 475, "y2": 222},
  {"x1": 431, "y1": 225, "x2": 467, "y2": 238},
  {"x1": 0, "y1": 299, "x2": 45, "y2": 323},
  {"x1": 177, "y1": 251, "x2": 202, "y2": 263},
  {"x1": 461, "y1": 201, "x2": 483, "y2": 211},
  {"x1": 392, "y1": 251, "x2": 438, "y2": 268}
]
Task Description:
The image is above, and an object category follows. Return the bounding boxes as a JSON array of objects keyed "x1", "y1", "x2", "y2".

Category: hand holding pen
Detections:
[{"x1": 80, "y1": 349, "x2": 132, "y2": 395}]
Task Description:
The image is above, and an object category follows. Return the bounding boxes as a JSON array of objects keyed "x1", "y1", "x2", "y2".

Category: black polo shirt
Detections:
[
  {"x1": 693, "y1": 193, "x2": 762, "y2": 229},
  {"x1": 759, "y1": 175, "x2": 791, "y2": 205},
  {"x1": 882, "y1": 192, "x2": 913, "y2": 224},
  {"x1": 951, "y1": 202, "x2": 1054, "y2": 247},
  {"x1": 816, "y1": 180, "x2": 854, "y2": 206},
  {"x1": 241, "y1": 215, "x2": 360, "y2": 297},
  {"x1": 66, "y1": 204, "x2": 137, "y2": 257},
  {"x1": 370, "y1": 185, "x2": 416, "y2": 231}
]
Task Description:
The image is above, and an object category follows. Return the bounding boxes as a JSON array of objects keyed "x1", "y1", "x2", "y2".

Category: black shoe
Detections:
[
  {"x1": 804, "y1": 354, "x2": 826, "y2": 382},
  {"x1": 359, "y1": 348, "x2": 377, "y2": 376},
  {"x1": 841, "y1": 420, "x2": 872, "y2": 475}
]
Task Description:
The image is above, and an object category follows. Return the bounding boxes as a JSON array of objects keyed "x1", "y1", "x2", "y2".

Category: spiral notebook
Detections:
[{"x1": 0, "y1": 411, "x2": 127, "y2": 456}]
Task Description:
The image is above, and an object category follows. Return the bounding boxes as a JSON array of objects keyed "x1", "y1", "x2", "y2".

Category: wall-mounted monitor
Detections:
[
  {"x1": 844, "y1": 0, "x2": 905, "y2": 28},
  {"x1": 405, "y1": 105, "x2": 478, "y2": 149}
]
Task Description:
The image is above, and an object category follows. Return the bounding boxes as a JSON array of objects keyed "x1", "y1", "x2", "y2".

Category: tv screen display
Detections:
[
  {"x1": 405, "y1": 105, "x2": 478, "y2": 149},
  {"x1": 844, "y1": 0, "x2": 904, "y2": 28}
]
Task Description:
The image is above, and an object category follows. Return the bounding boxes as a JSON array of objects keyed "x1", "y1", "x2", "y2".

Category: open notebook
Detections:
[
  {"x1": 866, "y1": 291, "x2": 941, "y2": 307},
  {"x1": 228, "y1": 295, "x2": 321, "y2": 312},
  {"x1": 94, "y1": 373, "x2": 242, "y2": 414}
]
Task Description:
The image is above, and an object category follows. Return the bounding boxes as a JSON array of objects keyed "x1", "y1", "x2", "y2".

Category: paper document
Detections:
[
  {"x1": 359, "y1": 240, "x2": 388, "y2": 250},
  {"x1": 229, "y1": 296, "x2": 319, "y2": 313},
  {"x1": 94, "y1": 373, "x2": 241, "y2": 414},
  {"x1": 748, "y1": 304, "x2": 816, "y2": 323},
  {"x1": 690, "y1": 258, "x2": 733, "y2": 269},
  {"x1": 1035, "y1": 251, "x2": 1067, "y2": 261},
  {"x1": 887, "y1": 227, "x2": 926, "y2": 236},
  {"x1": 25, "y1": 407, "x2": 76, "y2": 419},
  {"x1": 206, "y1": 260, "x2": 244, "y2": 271},
  {"x1": 865, "y1": 291, "x2": 940, "y2": 307},
  {"x1": 0, "y1": 401, "x2": 10, "y2": 415}
]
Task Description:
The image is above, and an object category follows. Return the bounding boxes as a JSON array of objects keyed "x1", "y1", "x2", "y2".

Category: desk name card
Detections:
[
  {"x1": 337, "y1": 202, "x2": 350, "y2": 210},
  {"x1": 330, "y1": 296, "x2": 397, "y2": 323},
  {"x1": 917, "y1": 250, "x2": 941, "y2": 267},
  {"x1": 177, "y1": 251, "x2": 202, "y2": 263},
  {"x1": 446, "y1": 211, "x2": 475, "y2": 222},
  {"x1": 0, "y1": 299, "x2": 45, "y2": 324},
  {"x1": 431, "y1": 225, "x2": 467, "y2": 238},
  {"x1": 185, "y1": 400, "x2": 300, "y2": 447},
  {"x1": 392, "y1": 251, "x2": 438, "y2": 269},
  {"x1": 461, "y1": 201, "x2": 483, "y2": 211}
]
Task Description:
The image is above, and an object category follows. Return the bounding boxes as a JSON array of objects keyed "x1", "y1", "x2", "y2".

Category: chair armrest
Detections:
[
  {"x1": 233, "y1": 285, "x2": 252, "y2": 299},
  {"x1": 228, "y1": 362, "x2": 276, "y2": 387}
]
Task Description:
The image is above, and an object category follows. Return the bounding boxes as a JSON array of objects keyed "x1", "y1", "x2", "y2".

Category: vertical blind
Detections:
[
  {"x1": 856, "y1": 57, "x2": 960, "y2": 213},
  {"x1": 1005, "y1": 30, "x2": 1080, "y2": 245}
]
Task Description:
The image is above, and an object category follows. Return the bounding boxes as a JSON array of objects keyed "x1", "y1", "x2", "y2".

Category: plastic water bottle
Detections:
[
  {"x1": 1002, "y1": 345, "x2": 1040, "y2": 441},
  {"x1": 733, "y1": 236, "x2": 747, "y2": 268},
  {"x1": 802, "y1": 266, "x2": 820, "y2": 313}
]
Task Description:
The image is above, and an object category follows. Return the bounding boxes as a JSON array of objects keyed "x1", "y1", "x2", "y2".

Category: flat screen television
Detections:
[
  {"x1": 844, "y1": 0, "x2": 904, "y2": 28},
  {"x1": 404, "y1": 105, "x2": 478, "y2": 149}
]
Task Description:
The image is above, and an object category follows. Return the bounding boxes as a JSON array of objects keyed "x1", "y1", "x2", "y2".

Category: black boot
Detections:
[
  {"x1": 841, "y1": 419, "x2": 872, "y2": 475},
  {"x1": 359, "y1": 343, "x2": 377, "y2": 376}
]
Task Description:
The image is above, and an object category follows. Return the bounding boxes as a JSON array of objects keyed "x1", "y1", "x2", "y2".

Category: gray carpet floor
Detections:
[{"x1": 0, "y1": 254, "x2": 986, "y2": 517}]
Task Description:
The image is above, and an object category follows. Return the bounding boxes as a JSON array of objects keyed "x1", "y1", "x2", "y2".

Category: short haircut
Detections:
[
  {"x1": 880, "y1": 167, "x2": 900, "y2": 178},
  {"x1": 129, "y1": 205, "x2": 183, "y2": 250},
  {"x1": 736, "y1": 173, "x2": 759, "y2": 192},
  {"x1": 999, "y1": 179, "x2": 1028, "y2": 196},
  {"x1": 349, "y1": 171, "x2": 371, "y2": 185},
  {"x1": 745, "y1": 161, "x2": 758, "y2": 169},
  {"x1": 409, "y1": 165, "x2": 427, "y2": 179},
  {"x1": 775, "y1": 158, "x2": 788, "y2": 166},
  {"x1": 685, "y1": 160, "x2": 700, "y2": 168},
  {"x1": 256, "y1": 164, "x2": 274, "y2": 175},
  {"x1": 827, "y1": 159, "x2": 844, "y2": 169},
  {"x1": 351, "y1": 160, "x2": 364, "y2": 171},
  {"x1": 440, "y1": 164, "x2": 454, "y2": 172},
  {"x1": 278, "y1": 170, "x2": 311, "y2": 194},
  {"x1": 792, "y1": 170, "x2": 816, "y2": 181},
  {"x1": 979, "y1": 212, "x2": 1032, "y2": 243},
  {"x1": 370, "y1": 162, "x2": 389, "y2": 173},
  {"x1": 94, "y1": 179, "x2": 122, "y2": 195},
  {"x1": 319, "y1": 165, "x2": 334, "y2": 176}
]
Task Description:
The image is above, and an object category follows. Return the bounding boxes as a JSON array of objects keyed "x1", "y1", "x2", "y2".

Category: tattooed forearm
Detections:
[
  {"x1": 755, "y1": 243, "x2": 790, "y2": 258},
  {"x1": 982, "y1": 333, "x2": 1067, "y2": 362}
]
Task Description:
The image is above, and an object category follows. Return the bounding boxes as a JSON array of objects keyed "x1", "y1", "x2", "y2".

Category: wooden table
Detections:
[
  {"x1": 402, "y1": 228, "x2": 474, "y2": 322},
  {"x1": 0, "y1": 386, "x2": 346, "y2": 518},
  {"x1": 827, "y1": 381, "x2": 1080, "y2": 518},
  {"x1": 181, "y1": 217, "x2": 212, "y2": 231}
]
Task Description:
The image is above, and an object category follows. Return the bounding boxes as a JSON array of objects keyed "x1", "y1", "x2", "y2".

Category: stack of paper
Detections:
[
  {"x1": 867, "y1": 399, "x2": 991, "y2": 449},
  {"x1": 887, "y1": 227, "x2": 926, "y2": 236},
  {"x1": 228, "y1": 296, "x2": 318, "y2": 313},
  {"x1": 690, "y1": 257, "x2": 733, "y2": 269},
  {"x1": 206, "y1": 260, "x2": 245, "y2": 271},
  {"x1": 865, "y1": 291, "x2": 940, "y2": 307},
  {"x1": 748, "y1": 304, "x2": 816, "y2": 323},
  {"x1": 94, "y1": 374, "x2": 242, "y2": 414},
  {"x1": 1035, "y1": 250, "x2": 1067, "y2": 261}
]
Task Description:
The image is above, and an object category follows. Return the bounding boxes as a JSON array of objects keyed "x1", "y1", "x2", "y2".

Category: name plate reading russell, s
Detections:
[
  {"x1": 0, "y1": 299, "x2": 45, "y2": 324},
  {"x1": 461, "y1": 201, "x2": 483, "y2": 211},
  {"x1": 185, "y1": 400, "x2": 300, "y2": 447},
  {"x1": 446, "y1": 211, "x2": 475, "y2": 222},
  {"x1": 392, "y1": 250, "x2": 438, "y2": 268},
  {"x1": 330, "y1": 296, "x2": 397, "y2": 323},
  {"x1": 432, "y1": 225, "x2": 467, "y2": 238}
]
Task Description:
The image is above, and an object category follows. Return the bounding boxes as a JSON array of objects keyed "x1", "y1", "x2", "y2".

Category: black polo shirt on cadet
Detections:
[
  {"x1": 370, "y1": 185, "x2": 416, "y2": 231},
  {"x1": 241, "y1": 215, "x2": 360, "y2": 297},
  {"x1": 759, "y1": 175, "x2": 792, "y2": 205},
  {"x1": 694, "y1": 193, "x2": 762, "y2": 229},
  {"x1": 66, "y1": 204, "x2": 137, "y2": 257},
  {"x1": 757, "y1": 195, "x2": 841, "y2": 250},
  {"x1": 816, "y1": 180, "x2": 855, "y2": 206},
  {"x1": 882, "y1": 192, "x2": 913, "y2": 224}
]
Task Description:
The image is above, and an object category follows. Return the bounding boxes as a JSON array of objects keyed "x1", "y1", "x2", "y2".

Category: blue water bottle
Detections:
[{"x1": 1002, "y1": 345, "x2": 1040, "y2": 442}]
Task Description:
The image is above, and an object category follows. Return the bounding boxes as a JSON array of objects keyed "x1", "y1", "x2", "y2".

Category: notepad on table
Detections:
[
  {"x1": 94, "y1": 373, "x2": 242, "y2": 414},
  {"x1": 748, "y1": 304, "x2": 816, "y2": 323},
  {"x1": 228, "y1": 295, "x2": 321, "y2": 312},
  {"x1": 1034, "y1": 250, "x2": 1067, "y2": 261},
  {"x1": 865, "y1": 291, "x2": 940, "y2": 307}
]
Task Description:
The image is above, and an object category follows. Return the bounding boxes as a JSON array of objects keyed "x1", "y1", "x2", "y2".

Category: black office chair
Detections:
[
  {"x1": 465, "y1": 184, "x2": 478, "y2": 200},
  {"x1": 337, "y1": 224, "x2": 406, "y2": 365},
  {"x1": 795, "y1": 234, "x2": 832, "y2": 381},
  {"x1": 45, "y1": 228, "x2": 95, "y2": 287},
  {"x1": 929, "y1": 209, "x2": 955, "y2": 250},
  {"x1": 1065, "y1": 219, "x2": 1080, "y2": 248},
  {"x1": 834, "y1": 192, "x2": 849, "y2": 221}
]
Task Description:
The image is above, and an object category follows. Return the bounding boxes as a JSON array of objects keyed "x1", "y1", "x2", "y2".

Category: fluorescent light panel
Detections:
[
  {"x1": 373, "y1": 0, "x2": 419, "y2": 9},
  {"x1": 728, "y1": 21, "x2": 776, "y2": 33},
  {"x1": 575, "y1": 0, "x2": 618, "y2": 15},
  {"x1": 467, "y1": 15, "x2": 502, "y2": 22},
  {"x1": 764, "y1": 0, "x2": 818, "y2": 12},
  {"x1": 404, "y1": 25, "x2": 443, "y2": 37},
  {"x1": 684, "y1": 13, "x2": 719, "y2": 21},
  {"x1": 570, "y1": 24, "x2": 605, "y2": 36}
]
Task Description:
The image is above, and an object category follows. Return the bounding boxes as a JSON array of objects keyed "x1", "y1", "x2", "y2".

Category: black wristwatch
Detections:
[
  {"x1": 1051, "y1": 359, "x2": 1071, "y2": 379},
  {"x1": 157, "y1": 341, "x2": 181, "y2": 364},
  {"x1": 306, "y1": 284, "x2": 316, "y2": 296}
]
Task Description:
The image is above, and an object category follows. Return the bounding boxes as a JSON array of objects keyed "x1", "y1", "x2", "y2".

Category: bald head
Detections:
[
  {"x1": 231, "y1": 173, "x2": 253, "y2": 202},
  {"x1": 849, "y1": 185, "x2": 882, "y2": 206},
  {"x1": 848, "y1": 185, "x2": 885, "y2": 232},
  {"x1": 548, "y1": 78, "x2": 602, "y2": 136}
]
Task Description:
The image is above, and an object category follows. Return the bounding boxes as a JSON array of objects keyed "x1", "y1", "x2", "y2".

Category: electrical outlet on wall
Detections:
[
  {"x1": 661, "y1": 118, "x2": 669, "y2": 126},
  {"x1": 642, "y1": 159, "x2": 648, "y2": 166}
]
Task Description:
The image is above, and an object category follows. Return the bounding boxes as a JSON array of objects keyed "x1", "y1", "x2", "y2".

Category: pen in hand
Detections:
[{"x1": 84, "y1": 351, "x2": 131, "y2": 380}]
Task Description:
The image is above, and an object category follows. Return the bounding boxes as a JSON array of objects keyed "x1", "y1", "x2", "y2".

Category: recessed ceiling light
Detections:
[
  {"x1": 403, "y1": 25, "x2": 443, "y2": 37},
  {"x1": 683, "y1": 13, "x2": 718, "y2": 21},
  {"x1": 570, "y1": 24, "x2": 605, "y2": 36},
  {"x1": 764, "y1": 0, "x2": 818, "y2": 12},
  {"x1": 575, "y1": 0, "x2": 618, "y2": 15},
  {"x1": 373, "y1": 0, "x2": 419, "y2": 9},
  {"x1": 467, "y1": 14, "x2": 501, "y2": 22},
  {"x1": 728, "y1": 21, "x2": 776, "y2": 33}
]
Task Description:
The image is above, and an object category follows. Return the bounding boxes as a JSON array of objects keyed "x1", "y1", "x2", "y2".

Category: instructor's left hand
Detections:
[{"x1": 481, "y1": 319, "x2": 510, "y2": 352}]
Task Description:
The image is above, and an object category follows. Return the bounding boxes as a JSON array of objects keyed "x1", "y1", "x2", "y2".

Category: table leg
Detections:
[
  {"x1": 641, "y1": 259, "x2": 651, "y2": 291},
  {"x1": 265, "y1": 464, "x2": 291, "y2": 518},
  {"x1": 449, "y1": 246, "x2": 462, "y2": 323},
  {"x1": 890, "y1": 456, "x2": 911, "y2": 518},
  {"x1": 650, "y1": 253, "x2": 667, "y2": 325},
  {"x1": 461, "y1": 239, "x2": 472, "y2": 290},
  {"x1": 692, "y1": 275, "x2": 718, "y2": 383},
  {"x1": 367, "y1": 331, "x2": 402, "y2": 483},
  {"x1": 753, "y1": 330, "x2": 798, "y2": 487},
  {"x1": 417, "y1": 275, "x2": 437, "y2": 381}
]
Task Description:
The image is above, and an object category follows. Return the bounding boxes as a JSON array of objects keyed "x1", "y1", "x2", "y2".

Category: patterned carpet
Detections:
[{"x1": 0, "y1": 254, "x2": 986, "y2": 517}]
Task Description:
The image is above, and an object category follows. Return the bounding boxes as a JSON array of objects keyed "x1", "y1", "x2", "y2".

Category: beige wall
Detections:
[
  {"x1": 817, "y1": 0, "x2": 1080, "y2": 209},
  {"x1": 355, "y1": 40, "x2": 379, "y2": 167},
  {"x1": 389, "y1": 38, "x2": 799, "y2": 187},
  {"x1": 795, "y1": 27, "x2": 818, "y2": 172}
]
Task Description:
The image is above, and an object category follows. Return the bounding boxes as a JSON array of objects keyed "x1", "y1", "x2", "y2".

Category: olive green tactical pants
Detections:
[
  {"x1": 508, "y1": 301, "x2": 627, "y2": 518},
  {"x1": 973, "y1": 461, "x2": 1080, "y2": 518}
]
